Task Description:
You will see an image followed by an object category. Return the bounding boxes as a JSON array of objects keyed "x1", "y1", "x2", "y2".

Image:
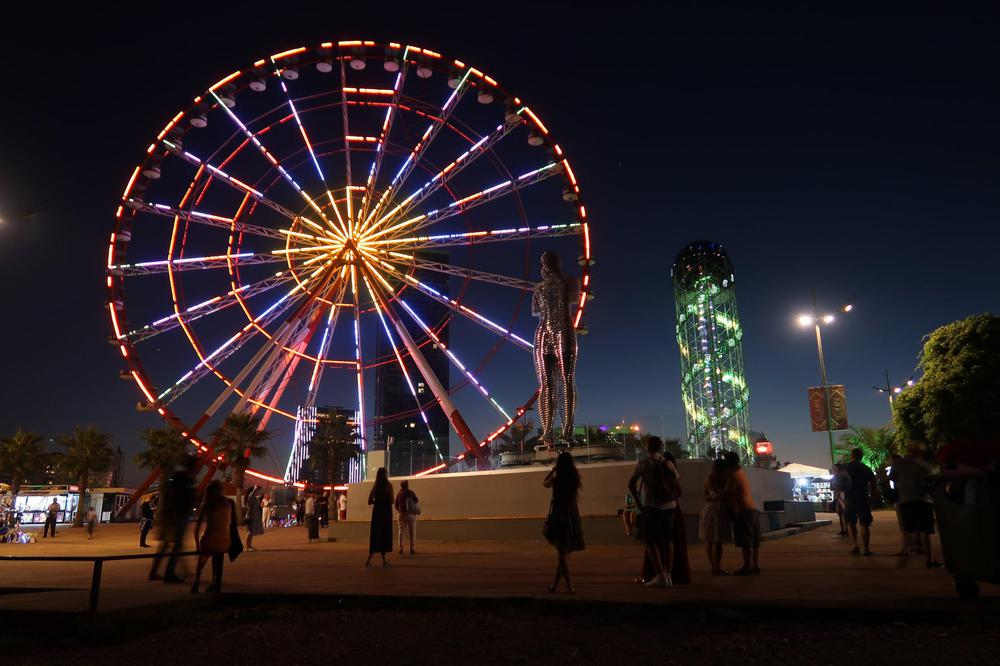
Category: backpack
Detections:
[{"x1": 642, "y1": 456, "x2": 678, "y2": 506}]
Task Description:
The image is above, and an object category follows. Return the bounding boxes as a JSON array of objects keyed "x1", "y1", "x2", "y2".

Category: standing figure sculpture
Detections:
[{"x1": 532, "y1": 251, "x2": 580, "y2": 447}]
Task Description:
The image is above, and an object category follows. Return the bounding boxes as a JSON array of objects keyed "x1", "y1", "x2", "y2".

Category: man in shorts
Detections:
[
  {"x1": 889, "y1": 441, "x2": 943, "y2": 568},
  {"x1": 844, "y1": 447, "x2": 878, "y2": 556},
  {"x1": 723, "y1": 451, "x2": 760, "y2": 575}
]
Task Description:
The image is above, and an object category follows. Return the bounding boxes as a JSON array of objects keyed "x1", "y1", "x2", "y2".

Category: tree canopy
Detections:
[
  {"x1": 307, "y1": 414, "x2": 361, "y2": 485},
  {"x1": 135, "y1": 427, "x2": 191, "y2": 477},
  {"x1": 894, "y1": 313, "x2": 1000, "y2": 447},
  {"x1": 0, "y1": 427, "x2": 45, "y2": 496},
  {"x1": 56, "y1": 425, "x2": 115, "y2": 526},
  {"x1": 211, "y1": 412, "x2": 271, "y2": 488}
]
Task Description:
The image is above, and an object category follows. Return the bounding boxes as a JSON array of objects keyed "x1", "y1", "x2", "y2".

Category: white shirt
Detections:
[
  {"x1": 337, "y1": 495, "x2": 347, "y2": 511},
  {"x1": 304, "y1": 497, "x2": 315, "y2": 515}
]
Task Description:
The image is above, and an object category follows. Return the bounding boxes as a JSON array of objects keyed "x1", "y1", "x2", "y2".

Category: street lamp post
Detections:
[
  {"x1": 797, "y1": 292, "x2": 853, "y2": 467},
  {"x1": 873, "y1": 370, "x2": 914, "y2": 420}
]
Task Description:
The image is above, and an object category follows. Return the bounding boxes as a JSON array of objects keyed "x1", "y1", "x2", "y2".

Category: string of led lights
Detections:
[{"x1": 107, "y1": 40, "x2": 592, "y2": 485}]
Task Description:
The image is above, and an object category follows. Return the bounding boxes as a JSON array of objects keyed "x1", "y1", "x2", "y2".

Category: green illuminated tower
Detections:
[{"x1": 671, "y1": 241, "x2": 752, "y2": 461}]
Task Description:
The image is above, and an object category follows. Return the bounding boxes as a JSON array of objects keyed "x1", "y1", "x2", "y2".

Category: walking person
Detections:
[
  {"x1": 86, "y1": 506, "x2": 98, "y2": 539},
  {"x1": 149, "y1": 459, "x2": 195, "y2": 583},
  {"x1": 139, "y1": 497, "x2": 155, "y2": 548},
  {"x1": 191, "y1": 480, "x2": 238, "y2": 594},
  {"x1": 43, "y1": 498, "x2": 60, "y2": 538},
  {"x1": 844, "y1": 447, "x2": 878, "y2": 556},
  {"x1": 699, "y1": 457, "x2": 733, "y2": 575},
  {"x1": 628, "y1": 436, "x2": 678, "y2": 588},
  {"x1": 395, "y1": 480, "x2": 420, "y2": 555},
  {"x1": 543, "y1": 451, "x2": 585, "y2": 593},
  {"x1": 365, "y1": 468, "x2": 394, "y2": 567},
  {"x1": 305, "y1": 494, "x2": 320, "y2": 543},
  {"x1": 245, "y1": 486, "x2": 265, "y2": 552},
  {"x1": 261, "y1": 493, "x2": 271, "y2": 529},
  {"x1": 723, "y1": 451, "x2": 760, "y2": 575},
  {"x1": 889, "y1": 441, "x2": 944, "y2": 568}
]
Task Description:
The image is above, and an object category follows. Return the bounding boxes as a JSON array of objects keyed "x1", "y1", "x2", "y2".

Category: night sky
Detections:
[{"x1": 2, "y1": 3, "x2": 998, "y2": 483}]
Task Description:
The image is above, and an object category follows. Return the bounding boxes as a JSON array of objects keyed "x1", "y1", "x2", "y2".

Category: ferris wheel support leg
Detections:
[
  {"x1": 382, "y1": 301, "x2": 487, "y2": 467},
  {"x1": 113, "y1": 468, "x2": 161, "y2": 521}
]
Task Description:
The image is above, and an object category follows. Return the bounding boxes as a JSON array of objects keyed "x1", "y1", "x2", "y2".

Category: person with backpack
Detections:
[
  {"x1": 628, "y1": 436, "x2": 678, "y2": 588},
  {"x1": 394, "y1": 480, "x2": 420, "y2": 555}
]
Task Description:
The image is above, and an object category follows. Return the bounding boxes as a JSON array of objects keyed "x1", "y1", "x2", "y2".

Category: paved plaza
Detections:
[{"x1": 2, "y1": 511, "x2": 994, "y2": 614}]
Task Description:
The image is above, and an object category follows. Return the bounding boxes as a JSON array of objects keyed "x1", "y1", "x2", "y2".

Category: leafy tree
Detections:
[
  {"x1": 0, "y1": 428, "x2": 45, "y2": 498},
  {"x1": 135, "y1": 427, "x2": 190, "y2": 486},
  {"x1": 894, "y1": 314, "x2": 1000, "y2": 449},
  {"x1": 839, "y1": 425, "x2": 898, "y2": 471},
  {"x1": 307, "y1": 414, "x2": 361, "y2": 485},
  {"x1": 211, "y1": 412, "x2": 271, "y2": 488},
  {"x1": 56, "y1": 426, "x2": 115, "y2": 526}
]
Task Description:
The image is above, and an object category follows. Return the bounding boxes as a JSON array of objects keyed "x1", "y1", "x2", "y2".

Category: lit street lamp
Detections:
[
  {"x1": 797, "y1": 292, "x2": 853, "y2": 466},
  {"x1": 873, "y1": 370, "x2": 914, "y2": 417}
]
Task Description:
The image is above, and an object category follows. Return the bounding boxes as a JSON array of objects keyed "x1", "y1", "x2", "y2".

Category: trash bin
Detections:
[{"x1": 931, "y1": 468, "x2": 1000, "y2": 598}]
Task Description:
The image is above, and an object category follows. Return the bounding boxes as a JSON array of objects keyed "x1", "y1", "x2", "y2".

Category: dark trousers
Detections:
[
  {"x1": 139, "y1": 520, "x2": 153, "y2": 546},
  {"x1": 307, "y1": 514, "x2": 319, "y2": 540},
  {"x1": 43, "y1": 515, "x2": 57, "y2": 538},
  {"x1": 150, "y1": 523, "x2": 186, "y2": 578}
]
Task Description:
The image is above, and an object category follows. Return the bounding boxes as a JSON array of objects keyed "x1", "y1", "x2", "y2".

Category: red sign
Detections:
[
  {"x1": 755, "y1": 440, "x2": 773, "y2": 456},
  {"x1": 808, "y1": 385, "x2": 849, "y2": 432}
]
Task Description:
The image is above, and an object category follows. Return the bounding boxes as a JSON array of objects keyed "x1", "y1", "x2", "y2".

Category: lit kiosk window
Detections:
[{"x1": 671, "y1": 241, "x2": 752, "y2": 461}]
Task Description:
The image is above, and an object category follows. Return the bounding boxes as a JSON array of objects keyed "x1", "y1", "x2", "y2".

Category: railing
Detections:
[{"x1": 1, "y1": 551, "x2": 200, "y2": 613}]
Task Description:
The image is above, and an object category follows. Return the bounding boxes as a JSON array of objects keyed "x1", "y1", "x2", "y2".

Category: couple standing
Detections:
[{"x1": 699, "y1": 452, "x2": 761, "y2": 576}]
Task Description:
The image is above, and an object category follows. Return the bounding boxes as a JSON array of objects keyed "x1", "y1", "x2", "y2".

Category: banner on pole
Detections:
[{"x1": 808, "y1": 385, "x2": 849, "y2": 432}]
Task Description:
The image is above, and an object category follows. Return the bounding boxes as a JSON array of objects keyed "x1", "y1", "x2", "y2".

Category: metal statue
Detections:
[{"x1": 532, "y1": 251, "x2": 579, "y2": 446}]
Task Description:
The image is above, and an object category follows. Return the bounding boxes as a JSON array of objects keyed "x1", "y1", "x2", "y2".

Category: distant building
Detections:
[
  {"x1": 289, "y1": 405, "x2": 357, "y2": 485},
  {"x1": 374, "y1": 256, "x2": 450, "y2": 477},
  {"x1": 671, "y1": 241, "x2": 753, "y2": 462}
]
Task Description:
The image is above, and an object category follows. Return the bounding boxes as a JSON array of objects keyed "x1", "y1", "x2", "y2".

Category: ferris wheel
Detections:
[{"x1": 106, "y1": 40, "x2": 592, "y2": 485}]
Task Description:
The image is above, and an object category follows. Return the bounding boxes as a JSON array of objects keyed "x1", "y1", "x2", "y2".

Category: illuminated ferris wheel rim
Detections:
[{"x1": 106, "y1": 39, "x2": 593, "y2": 485}]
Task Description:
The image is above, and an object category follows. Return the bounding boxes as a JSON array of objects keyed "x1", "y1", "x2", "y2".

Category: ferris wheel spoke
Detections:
[
  {"x1": 161, "y1": 139, "x2": 305, "y2": 224},
  {"x1": 207, "y1": 89, "x2": 340, "y2": 234},
  {"x1": 371, "y1": 222, "x2": 583, "y2": 251},
  {"x1": 362, "y1": 271, "x2": 445, "y2": 462},
  {"x1": 302, "y1": 273, "x2": 351, "y2": 407},
  {"x1": 158, "y1": 290, "x2": 309, "y2": 406},
  {"x1": 363, "y1": 255, "x2": 533, "y2": 351},
  {"x1": 366, "y1": 162, "x2": 563, "y2": 242},
  {"x1": 268, "y1": 58, "x2": 350, "y2": 238},
  {"x1": 396, "y1": 297, "x2": 512, "y2": 421},
  {"x1": 379, "y1": 251, "x2": 536, "y2": 291},
  {"x1": 350, "y1": 265, "x2": 366, "y2": 453},
  {"x1": 374, "y1": 114, "x2": 521, "y2": 228},
  {"x1": 361, "y1": 69, "x2": 473, "y2": 232},
  {"x1": 158, "y1": 264, "x2": 331, "y2": 406},
  {"x1": 124, "y1": 199, "x2": 289, "y2": 241},
  {"x1": 357, "y1": 65, "x2": 408, "y2": 224},
  {"x1": 337, "y1": 58, "x2": 357, "y2": 231},
  {"x1": 110, "y1": 251, "x2": 287, "y2": 276},
  {"x1": 122, "y1": 274, "x2": 292, "y2": 344}
]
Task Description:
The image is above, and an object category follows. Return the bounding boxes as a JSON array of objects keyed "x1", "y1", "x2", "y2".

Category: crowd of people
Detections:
[{"x1": 129, "y1": 437, "x2": 950, "y2": 596}]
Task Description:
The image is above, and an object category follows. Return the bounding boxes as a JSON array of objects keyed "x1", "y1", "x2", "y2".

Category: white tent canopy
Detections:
[{"x1": 777, "y1": 463, "x2": 832, "y2": 479}]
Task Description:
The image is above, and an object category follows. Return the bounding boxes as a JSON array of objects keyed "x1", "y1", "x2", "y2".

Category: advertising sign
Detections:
[{"x1": 808, "y1": 385, "x2": 849, "y2": 432}]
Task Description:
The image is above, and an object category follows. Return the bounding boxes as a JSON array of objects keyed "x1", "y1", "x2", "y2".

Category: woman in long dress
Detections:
[
  {"x1": 543, "y1": 451, "x2": 585, "y2": 593},
  {"x1": 699, "y1": 457, "x2": 733, "y2": 575},
  {"x1": 245, "y1": 486, "x2": 265, "y2": 552},
  {"x1": 192, "y1": 480, "x2": 237, "y2": 593},
  {"x1": 365, "y1": 467, "x2": 394, "y2": 567}
]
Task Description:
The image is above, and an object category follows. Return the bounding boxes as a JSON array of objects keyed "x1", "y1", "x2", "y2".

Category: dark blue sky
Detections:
[{"x1": 1, "y1": 2, "x2": 998, "y2": 481}]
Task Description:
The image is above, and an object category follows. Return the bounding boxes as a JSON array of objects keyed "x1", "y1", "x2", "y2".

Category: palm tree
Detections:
[
  {"x1": 0, "y1": 427, "x2": 45, "y2": 498},
  {"x1": 135, "y1": 427, "x2": 190, "y2": 487},
  {"x1": 307, "y1": 415, "x2": 361, "y2": 485},
  {"x1": 211, "y1": 412, "x2": 271, "y2": 488},
  {"x1": 839, "y1": 425, "x2": 897, "y2": 470},
  {"x1": 56, "y1": 426, "x2": 115, "y2": 526}
]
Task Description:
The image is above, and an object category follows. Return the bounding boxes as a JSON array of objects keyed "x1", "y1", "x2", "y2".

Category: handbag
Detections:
[{"x1": 405, "y1": 496, "x2": 422, "y2": 515}]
